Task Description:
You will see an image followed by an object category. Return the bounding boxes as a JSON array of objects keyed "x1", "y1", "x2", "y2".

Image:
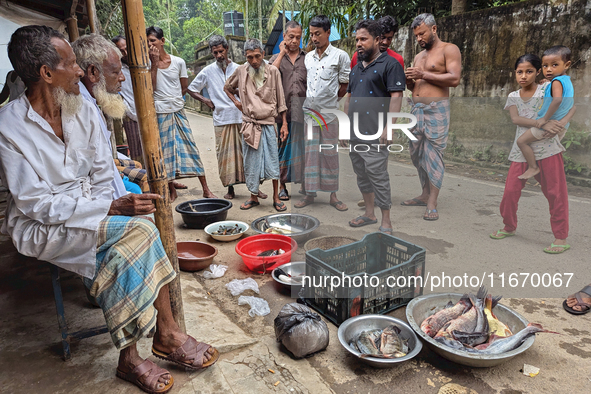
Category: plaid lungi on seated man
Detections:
[
  {"x1": 115, "y1": 158, "x2": 149, "y2": 192},
  {"x1": 409, "y1": 99, "x2": 451, "y2": 191}
]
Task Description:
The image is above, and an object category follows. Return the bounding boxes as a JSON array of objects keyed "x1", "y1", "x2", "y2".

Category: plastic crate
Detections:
[{"x1": 302, "y1": 232, "x2": 426, "y2": 326}]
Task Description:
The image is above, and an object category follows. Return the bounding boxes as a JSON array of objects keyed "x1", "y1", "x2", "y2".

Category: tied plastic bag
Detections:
[
  {"x1": 238, "y1": 296, "x2": 270, "y2": 317},
  {"x1": 225, "y1": 278, "x2": 259, "y2": 296},
  {"x1": 203, "y1": 264, "x2": 228, "y2": 279},
  {"x1": 274, "y1": 303, "x2": 329, "y2": 358}
]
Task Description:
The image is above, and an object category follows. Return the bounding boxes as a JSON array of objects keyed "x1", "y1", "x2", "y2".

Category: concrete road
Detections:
[{"x1": 0, "y1": 110, "x2": 589, "y2": 394}]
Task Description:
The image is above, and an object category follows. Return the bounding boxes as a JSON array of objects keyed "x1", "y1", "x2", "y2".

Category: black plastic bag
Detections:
[{"x1": 274, "y1": 303, "x2": 329, "y2": 358}]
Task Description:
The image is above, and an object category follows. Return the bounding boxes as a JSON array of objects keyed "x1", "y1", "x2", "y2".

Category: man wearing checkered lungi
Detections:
[{"x1": 402, "y1": 13, "x2": 461, "y2": 221}]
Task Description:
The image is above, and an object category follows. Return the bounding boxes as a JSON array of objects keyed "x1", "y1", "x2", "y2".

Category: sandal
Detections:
[
  {"x1": 274, "y1": 201, "x2": 287, "y2": 212},
  {"x1": 278, "y1": 189, "x2": 290, "y2": 201},
  {"x1": 379, "y1": 226, "x2": 393, "y2": 234},
  {"x1": 543, "y1": 243, "x2": 570, "y2": 254},
  {"x1": 152, "y1": 336, "x2": 219, "y2": 371},
  {"x1": 116, "y1": 359, "x2": 174, "y2": 394},
  {"x1": 240, "y1": 200, "x2": 260, "y2": 210},
  {"x1": 489, "y1": 229, "x2": 515, "y2": 240},
  {"x1": 401, "y1": 198, "x2": 427, "y2": 206},
  {"x1": 563, "y1": 285, "x2": 591, "y2": 315},
  {"x1": 423, "y1": 209, "x2": 439, "y2": 221},
  {"x1": 349, "y1": 216, "x2": 377, "y2": 228},
  {"x1": 330, "y1": 200, "x2": 348, "y2": 211},
  {"x1": 294, "y1": 198, "x2": 313, "y2": 208}
]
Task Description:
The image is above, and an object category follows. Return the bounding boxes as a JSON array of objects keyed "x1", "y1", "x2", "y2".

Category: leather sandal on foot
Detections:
[
  {"x1": 274, "y1": 201, "x2": 287, "y2": 212},
  {"x1": 152, "y1": 336, "x2": 219, "y2": 371},
  {"x1": 278, "y1": 189, "x2": 290, "y2": 201},
  {"x1": 563, "y1": 285, "x2": 591, "y2": 315},
  {"x1": 330, "y1": 200, "x2": 348, "y2": 211},
  {"x1": 116, "y1": 359, "x2": 174, "y2": 394},
  {"x1": 240, "y1": 200, "x2": 260, "y2": 210},
  {"x1": 401, "y1": 198, "x2": 427, "y2": 206},
  {"x1": 349, "y1": 216, "x2": 377, "y2": 228},
  {"x1": 423, "y1": 209, "x2": 439, "y2": 221},
  {"x1": 294, "y1": 199, "x2": 313, "y2": 208},
  {"x1": 379, "y1": 226, "x2": 393, "y2": 234},
  {"x1": 489, "y1": 229, "x2": 515, "y2": 240}
]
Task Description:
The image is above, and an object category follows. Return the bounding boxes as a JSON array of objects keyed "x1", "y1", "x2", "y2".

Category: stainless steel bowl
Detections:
[
  {"x1": 338, "y1": 315, "x2": 422, "y2": 368},
  {"x1": 251, "y1": 213, "x2": 320, "y2": 242},
  {"x1": 271, "y1": 261, "x2": 306, "y2": 295},
  {"x1": 406, "y1": 293, "x2": 533, "y2": 368}
]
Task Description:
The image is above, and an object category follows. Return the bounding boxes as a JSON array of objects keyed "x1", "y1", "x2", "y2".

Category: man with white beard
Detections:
[
  {"x1": 0, "y1": 26, "x2": 218, "y2": 393},
  {"x1": 72, "y1": 34, "x2": 148, "y2": 196}
]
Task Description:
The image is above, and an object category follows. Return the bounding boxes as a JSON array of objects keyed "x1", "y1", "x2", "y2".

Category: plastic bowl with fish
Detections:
[
  {"x1": 204, "y1": 220, "x2": 249, "y2": 242},
  {"x1": 338, "y1": 315, "x2": 422, "y2": 368},
  {"x1": 406, "y1": 293, "x2": 536, "y2": 368}
]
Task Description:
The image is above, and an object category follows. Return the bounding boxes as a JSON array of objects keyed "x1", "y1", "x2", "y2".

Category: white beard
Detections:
[
  {"x1": 93, "y1": 77, "x2": 127, "y2": 120},
  {"x1": 52, "y1": 87, "x2": 83, "y2": 117},
  {"x1": 248, "y1": 63, "x2": 265, "y2": 88}
]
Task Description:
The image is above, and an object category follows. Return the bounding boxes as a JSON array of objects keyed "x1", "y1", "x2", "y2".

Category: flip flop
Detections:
[
  {"x1": 489, "y1": 229, "x2": 515, "y2": 240},
  {"x1": 379, "y1": 226, "x2": 393, "y2": 234},
  {"x1": 274, "y1": 201, "x2": 287, "y2": 212},
  {"x1": 349, "y1": 216, "x2": 377, "y2": 228},
  {"x1": 401, "y1": 198, "x2": 427, "y2": 206},
  {"x1": 278, "y1": 189, "x2": 290, "y2": 201},
  {"x1": 543, "y1": 243, "x2": 570, "y2": 254},
  {"x1": 357, "y1": 199, "x2": 365, "y2": 207},
  {"x1": 116, "y1": 359, "x2": 174, "y2": 394},
  {"x1": 423, "y1": 209, "x2": 439, "y2": 221},
  {"x1": 562, "y1": 285, "x2": 591, "y2": 315},
  {"x1": 152, "y1": 336, "x2": 219, "y2": 371},
  {"x1": 294, "y1": 199, "x2": 313, "y2": 208},
  {"x1": 330, "y1": 200, "x2": 348, "y2": 211},
  {"x1": 240, "y1": 200, "x2": 260, "y2": 210}
]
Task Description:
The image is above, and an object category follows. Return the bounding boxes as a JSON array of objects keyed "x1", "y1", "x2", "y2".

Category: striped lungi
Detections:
[
  {"x1": 409, "y1": 100, "x2": 450, "y2": 190},
  {"x1": 278, "y1": 121, "x2": 304, "y2": 185},
  {"x1": 214, "y1": 124, "x2": 245, "y2": 187},
  {"x1": 303, "y1": 122, "x2": 339, "y2": 195},
  {"x1": 242, "y1": 124, "x2": 280, "y2": 195},
  {"x1": 115, "y1": 158, "x2": 149, "y2": 192},
  {"x1": 157, "y1": 109, "x2": 205, "y2": 181},
  {"x1": 83, "y1": 216, "x2": 176, "y2": 350},
  {"x1": 122, "y1": 116, "x2": 144, "y2": 165}
]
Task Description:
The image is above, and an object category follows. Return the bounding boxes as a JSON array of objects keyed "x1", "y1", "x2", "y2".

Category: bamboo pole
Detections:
[
  {"x1": 258, "y1": 0, "x2": 262, "y2": 42},
  {"x1": 86, "y1": 0, "x2": 97, "y2": 33},
  {"x1": 245, "y1": 0, "x2": 249, "y2": 39},
  {"x1": 120, "y1": 0, "x2": 186, "y2": 333},
  {"x1": 282, "y1": 0, "x2": 285, "y2": 33},
  {"x1": 66, "y1": 17, "x2": 79, "y2": 42}
]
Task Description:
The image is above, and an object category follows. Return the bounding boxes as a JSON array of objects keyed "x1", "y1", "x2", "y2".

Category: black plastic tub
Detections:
[{"x1": 175, "y1": 199, "x2": 232, "y2": 229}]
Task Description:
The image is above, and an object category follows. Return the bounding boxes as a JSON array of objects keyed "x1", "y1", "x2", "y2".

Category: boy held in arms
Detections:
[{"x1": 517, "y1": 46, "x2": 574, "y2": 180}]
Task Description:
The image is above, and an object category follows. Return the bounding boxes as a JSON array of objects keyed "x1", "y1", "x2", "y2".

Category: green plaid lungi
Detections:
[{"x1": 83, "y1": 216, "x2": 176, "y2": 350}]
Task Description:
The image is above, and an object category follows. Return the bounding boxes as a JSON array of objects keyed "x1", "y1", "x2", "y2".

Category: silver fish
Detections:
[
  {"x1": 379, "y1": 325, "x2": 407, "y2": 355},
  {"x1": 465, "y1": 323, "x2": 559, "y2": 354},
  {"x1": 355, "y1": 329, "x2": 381, "y2": 355},
  {"x1": 421, "y1": 294, "x2": 472, "y2": 337},
  {"x1": 453, "y1": 286, "x2": 489, "y2": 346}
]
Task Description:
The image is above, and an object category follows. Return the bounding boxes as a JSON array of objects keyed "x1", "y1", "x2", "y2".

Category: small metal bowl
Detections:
[
  {"x1": 204, "y1": 220, "x2": 249, "y2": 242},
  {"x1": 271, "y1": 261, "x2": 306, "y2": 295},
  {"x1": 251, "y1": 213, "x2": 320, "y2": 242},
  {"x1": 338, "y1": 315, "x2": 422, "y2": 368},
  {"x1": 406, "y1": 293, "x2": 533, "y2": 368}
]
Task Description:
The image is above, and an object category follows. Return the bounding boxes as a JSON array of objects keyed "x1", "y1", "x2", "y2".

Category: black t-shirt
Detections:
[{"x1": 347, "y1": 52, "x2": 406, "y2": 144}]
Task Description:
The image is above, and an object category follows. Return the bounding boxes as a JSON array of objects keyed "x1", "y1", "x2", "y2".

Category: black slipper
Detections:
[
  {"x1": 240, "y1": 200, "x2": 260, "y2": 210},
  {"x1": 274, "y1": 201, "x2": 287, "y2": 212},
  {"x1": 349, "y1": 216, "x2": 377, "y2": 228},
  {"x1": 278, "y1": 189, "x2": 290, "y2": 201}
]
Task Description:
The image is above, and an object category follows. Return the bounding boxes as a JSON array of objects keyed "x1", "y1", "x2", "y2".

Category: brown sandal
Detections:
[
  {"x1": 116, "y1": 359, "x2": 174, "y2": 394},
  {"x1": 152, "y1": 336, "x2": 219, "y2": 370}
]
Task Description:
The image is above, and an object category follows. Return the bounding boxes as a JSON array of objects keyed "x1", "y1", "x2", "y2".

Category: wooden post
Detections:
[
  {"x1": 282, "y1": 1, "x2": 286, "y2": 34},
  {"x1": 86, "y1": 0, "x2": 97, "y2": 33},
  {"x1": 66, "y1": 17, "x2": 79, "y2": 42},
  {"x1": 120, "y1": 0, "x2": 186, "y2": 333},
  {"x1": 245, "y1": 0, "x2": 249, "y2": 39},
  {"x1": 258, "y1": 0, "x2": 262, "y2": 42}
]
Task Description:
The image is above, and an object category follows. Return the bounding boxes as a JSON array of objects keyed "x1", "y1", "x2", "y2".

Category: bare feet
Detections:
[
  {"x1": 401, "y1": 197, "x2": 427, "y2": 206},
  {"x1": 168, "y1": 183, "x2": 177, "y2": 202},
  {"x1": 224, "y1": 186, "x2": 235, "y2": 200},
  {"x1": 118, "y1": 346, "x2": 171, "y2": 392},
  {"x1": 202, "y1": 190, "x2": 218, "y2": 198},
  {"x1": 294, "y1": 196, "x2": 314, "y2": 208},
  {"x1": 153, "y1": 331, "x2": 216, "y2": 367},
  {"x1": 257, "y1": 191, "x2": 268, "y2": 199},
  {"x1": 172, "y1": 181, "x2": 187, "y2": 189},
  {"x1": 517, "y1": 167, "x2": 540, "y2": 180}
]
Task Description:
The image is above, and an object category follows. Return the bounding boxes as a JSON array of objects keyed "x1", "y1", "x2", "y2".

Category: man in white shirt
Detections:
[
  {"x1": 0, "y1": 26, "x2": 218, "y2": 393},
  {"x1": 111, "y1": 35, "x2": 144, "y2": 164},
  {"x1": 187, "y1": 35, "x2": 249, "y2": 200},
  {"x1": 147, "y1": 26, "x2": 216, "y2": 201},
  {"x1": 295, "y1": 15, "x2": 350, "y2": 212}
]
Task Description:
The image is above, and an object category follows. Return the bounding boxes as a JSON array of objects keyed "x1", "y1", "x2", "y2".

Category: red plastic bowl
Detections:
[{"x1": 235, "y1": 234, "x2": 297, "y2": 274}]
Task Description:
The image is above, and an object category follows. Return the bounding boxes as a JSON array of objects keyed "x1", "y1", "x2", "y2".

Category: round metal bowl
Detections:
[
  {"x1": 175, "y1": 199, "x2": 232, "y2": 229},
  {"x1": 251, "y1": 213, "x2": 320, "y2": 242},
  {"x1": 271, "y1": 261, "x2": 305, "y2": 295},
  {"x1": 406, "y1": 293, "x2": 533, "y2": 368},
  {"x1": 338, "y1": 315, "x2": 422, "y2": 368},
  {"x1": 204, "y1": 220, "x2": 249, "y2": 242}
]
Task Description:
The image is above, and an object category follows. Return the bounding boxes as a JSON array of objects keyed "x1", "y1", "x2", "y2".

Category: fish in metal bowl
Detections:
[{"x1": 338, "y1": 315, "x2": 422, "y2": 368}]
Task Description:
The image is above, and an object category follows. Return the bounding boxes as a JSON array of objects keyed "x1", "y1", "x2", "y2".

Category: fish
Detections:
[
  {"x1": 355, "y1": 329, "x2": 382, "y2": 355},
  {"x1": 435, "y1": 306, "x2": 477, "y2": 339},
  {"x1": 420, "y1": 294, "x2": 472, "y2": 337},
  {"x1": 452, "y1": 286, "x2": 489, "y2": 346},
  {"x1": 257, "y1": 249, "x2": 285, "y2": 257},
  {"x1": 465, "y1": 323, "x2": 559, "y2": 354},
  {"x1": 360, "y1": 351, "x2": 406, "y2": 359},
  {"x1": 379, "y1": 325, "x2": 407, "y2": 355},
  {"x1": 483, "y1": 294, "x2": 512, "y2": 338}
]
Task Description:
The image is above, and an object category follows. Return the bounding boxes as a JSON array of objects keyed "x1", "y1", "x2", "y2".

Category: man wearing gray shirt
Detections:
[{"x1": 295, "y1": 15, "x2": 350, "y2": 212}]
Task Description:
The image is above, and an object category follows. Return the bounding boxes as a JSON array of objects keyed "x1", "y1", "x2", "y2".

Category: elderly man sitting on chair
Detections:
[{"x1": 0, "y1": 26, "x2": 218, "y2": 394}]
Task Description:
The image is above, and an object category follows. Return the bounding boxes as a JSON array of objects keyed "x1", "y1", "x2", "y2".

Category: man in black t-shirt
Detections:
[{"x1": 344, "y1": 20, "x2": 405, "y2": 234}]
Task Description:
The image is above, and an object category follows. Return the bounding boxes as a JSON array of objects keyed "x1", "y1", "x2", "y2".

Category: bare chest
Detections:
[{"x1": 415, "y1": 51, "x2": 446, "y2": 74}]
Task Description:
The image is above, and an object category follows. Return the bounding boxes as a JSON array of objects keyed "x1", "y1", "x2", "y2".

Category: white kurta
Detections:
[{"x1": 0, "y1": 95, "x2": 114, "y2": 278}]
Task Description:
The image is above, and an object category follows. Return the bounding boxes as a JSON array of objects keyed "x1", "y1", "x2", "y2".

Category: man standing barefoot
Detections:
[{"x1": 402, "y1": 13, "x2": 461, "y2": 221}]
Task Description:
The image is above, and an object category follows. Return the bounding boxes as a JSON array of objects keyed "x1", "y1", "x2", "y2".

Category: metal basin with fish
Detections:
[
  {"x1": 406, "y1": 293, "x2": 533, "y2": 368},
  {"x1": 338, "y1": 315, "x2": 422, "y2": 368},
  {"x1": 251, "y1": 213, "x2": 320, "y2": 242},
  {"x1": 271, "y1": 261, "x2": 305, "y2": 295}
]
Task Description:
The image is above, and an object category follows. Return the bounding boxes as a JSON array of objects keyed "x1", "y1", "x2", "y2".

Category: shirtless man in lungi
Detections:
[{"x1": 402, "y1": 13, "x2": 461, "y2": 221}]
